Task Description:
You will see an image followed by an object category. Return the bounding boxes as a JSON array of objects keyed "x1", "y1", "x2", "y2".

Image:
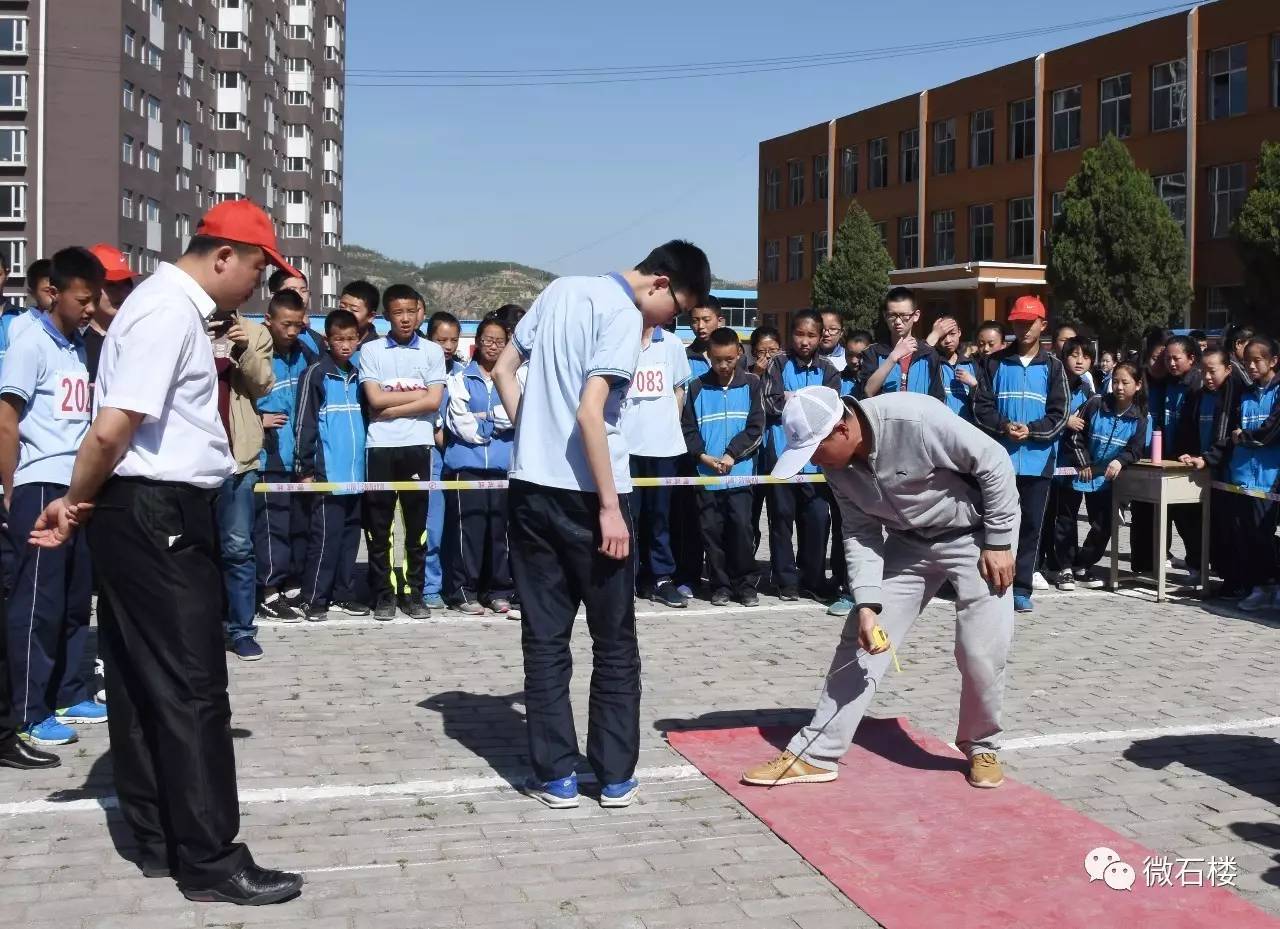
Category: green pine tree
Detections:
[
  {"x1": 1232, "y1": 140, "x2": 1280, "y2": 330},
  {"x1": 811, "y1": 201, "x2": 894, "y2": 330},
  {"x1": 1047, "y1": 135, "x2": 1191, "y2": 349}
]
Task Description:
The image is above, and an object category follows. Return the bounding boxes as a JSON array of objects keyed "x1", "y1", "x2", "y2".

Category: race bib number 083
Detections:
[{"x1": 629, "y1": 364, "x2": 667, "y2": 400}]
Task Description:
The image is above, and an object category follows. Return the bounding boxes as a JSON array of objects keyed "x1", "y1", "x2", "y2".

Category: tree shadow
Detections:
[
  {"x1": 1229, "y1": 823, "x2": 1280, "y2": 889},
  {"x1": 1126, "y1": 733, "x2": 1280, "y2": 889},
  {"x1": 418, "y1": 690, "x2": 528, "y2": 787},
  {"x1": 656, "y1": 710, "x2": 967, "y2": 774}
]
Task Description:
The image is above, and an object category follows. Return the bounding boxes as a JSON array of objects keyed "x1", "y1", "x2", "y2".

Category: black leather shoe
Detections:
[
  {"x1": 0, "y1": 738, "x2": 60, "y2": 769},
  {"x1": 180, "y1": 864, "x2": 304, "y2": 905}
]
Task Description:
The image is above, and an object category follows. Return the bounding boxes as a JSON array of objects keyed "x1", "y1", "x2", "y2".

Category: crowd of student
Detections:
[{"x1": 2, "y1": 237, "x2": 1277, "y2": 757}]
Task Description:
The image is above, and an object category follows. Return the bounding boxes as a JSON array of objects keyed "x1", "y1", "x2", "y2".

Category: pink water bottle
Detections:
[{"x1": 1151, "y1": 429, "x2": 1163, "y2": 462}]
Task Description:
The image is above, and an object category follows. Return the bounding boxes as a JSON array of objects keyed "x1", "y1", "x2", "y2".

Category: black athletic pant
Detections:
[
  {"x1": 363, "y1": 445, "x2": 432, "y2": 605},
  {"x1": 671, "y1": 453, "x2": 704, "y2": 589},
  {"x1": 254, "y1": 470, "x2": 310, "y2": 595},
  {"x1": 90, "y1": 478, "x2": 251, "y2": 888},
  {"x1": 301, "y1": 494, "x2": 361, "y2": 608},
  {"x1": 443, "y1": 468, "x2": 514, "y2": 605},
  {"x1": 508, "y1": 480, "x2": 640, "y2": 786},
  {"x1": 766, "y1": 481, "x2": 830, "y2": 591},
  {"x1": 1047, "y1": 483, "x2": 1112, "y2": 570},
  {"x1": 1129, "y1": 502, "x2": 1203, "y2": 574},
  {"x1": 0, "y1": 573, "x2": 15, "y2": 754},
  {"x1": 698, "y1": 488, "x2": 757, "y2": 596},
  {"x1": 1014, "y1": 476, "x2": 1052, "y2": 598}
]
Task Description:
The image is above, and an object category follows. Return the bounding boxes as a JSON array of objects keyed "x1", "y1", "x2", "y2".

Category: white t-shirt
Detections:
[
  {"x1": 96, "y1": 262, "x2": 235, "y2": 489},
  {"x1": 358, "y1": 334, "x2": 447, "y2": 448},
  {"x1": 510, "y1": 273, "x2": 642, "y2": 493},
  {"x1": 620, "y1": 327, "x2": 692, "y2": 458}
]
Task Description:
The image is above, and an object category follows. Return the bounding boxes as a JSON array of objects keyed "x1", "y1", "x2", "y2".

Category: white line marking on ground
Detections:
[
  {"x1": 256, "y1": 602, "x2": 829, "y2": 627},
  {"x1": 0, "y1": 763, "x2": 703, "y2": 817},
  {"x1": 998, "y1": 716, "x2": 1280, "y2": 752}
]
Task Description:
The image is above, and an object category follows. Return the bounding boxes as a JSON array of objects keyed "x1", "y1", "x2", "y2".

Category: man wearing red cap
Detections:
[
  {"x1": 28, "y1": 200, "x2": 303, "y2": 906},
  {"x1": 972, "y1": 295, "x2": 1070, "y2": 614},
  {"x1": 83, "y1": 243, "x2": 137, "y2": 383}
]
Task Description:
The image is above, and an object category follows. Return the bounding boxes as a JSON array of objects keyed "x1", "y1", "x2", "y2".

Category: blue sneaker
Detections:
[
  {"x1": 232, "y1": 637, "x2": 264, "y2": 661},
  {"x1": 55, "y1": 701, "x2": 108, "y2": 724},
  {"x1": 21, "y1": 716, "x2": 77, "y2": 746},
  {"x1": 827, "y1": 596, "x2": 855, "y2": 617},
  {"x1": 423, "y1": 593, "x2": 446, "y2": 610},
  {"x1": 1013, "y1": 595, "x2": 1033, "y2": 614},
  {"x1": 600, "y1": 778, "x2": 639, "y2": 808},
  {"x1": 520, "y1": 772, "x2": 579, "y2": 809}
]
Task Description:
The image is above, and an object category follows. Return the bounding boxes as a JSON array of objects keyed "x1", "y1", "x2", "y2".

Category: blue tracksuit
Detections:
[
  {"x1": 254, "y1": 341, "x2": 318, "y2": 594},
  {"x1": 1069, "y1": 395, "x2": 1147, "y2": 494},
  {"x1": 973, "y1": 347, "x2": 1071, "y2": 478},
  {"x1": 294, "y1": 354, "x2": 366, "y2": 607},
  {"x1": 861, "y1": 342, "x2": 945, "y2": 401},
  {"x1": 940, "y1": 357, "x2": 977, "y2": 418},
  {"x1": 424, "y1": 356, "x2": 465, "y2": 601},
  {"x1": 1229, "y1": 378, "x2": 1280, "y2": 493},
  {"x1": 687, "y1": 344, "x2": 711, "y2": 380},
  {"x1": 682, "y1": 369, "x2": 765, "y2": 594},
  {"x1": 441, "y1": 361, "x2": 515, "y2": 604}
]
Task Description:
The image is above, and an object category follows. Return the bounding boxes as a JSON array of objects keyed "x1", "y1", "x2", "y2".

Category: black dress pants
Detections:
[
  {"x1": 508, "y1": 480, "x2": 640, "y2": 786},
  {"x1": 89, "y1": 478, "x2": 251, "y2": 888}
]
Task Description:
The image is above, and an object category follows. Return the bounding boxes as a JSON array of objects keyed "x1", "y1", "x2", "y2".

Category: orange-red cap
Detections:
[
  {"x1": 1008, "y1": 295, "x2": 1046, "y2": 322},
  {"x1": 195, "y1": 199, "x2": 300, "y2": 278},
  {"x1": 87, "y1": 243, "x2": 136, "y2": 283}
]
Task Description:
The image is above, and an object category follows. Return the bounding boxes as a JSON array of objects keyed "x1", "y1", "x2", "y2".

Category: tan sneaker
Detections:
[
  {"x1": 741, "y1": 751, "x2": 837, "y2": 786},
  {"x1": 967, "y1": 752, "x2": 1004, "y2": 788}
]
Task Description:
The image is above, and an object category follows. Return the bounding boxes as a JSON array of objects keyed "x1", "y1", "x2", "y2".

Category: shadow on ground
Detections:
[{"x1": 418, "y1": 690, "x2": 528, "y2": 786}]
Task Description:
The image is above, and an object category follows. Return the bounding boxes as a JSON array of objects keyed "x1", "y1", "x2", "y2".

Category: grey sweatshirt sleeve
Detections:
[
  {"x1": 830, "y1": 480, "x2": 887, "y2": 612},
  {"x1": 919, "y1": 401, "x2": 1020, "y2": 550}
]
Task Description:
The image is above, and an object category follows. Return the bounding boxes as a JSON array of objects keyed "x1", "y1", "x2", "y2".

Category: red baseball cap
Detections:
[
  {"x1": 87, "y1": 243, "x2": 136, "y2": 283},
  {"x1": 195, "y1": 199, "x2": 300, "y2": 278},
  {"x1": 1008, "y1": 295, "x2": 1046, "y2": 322}
]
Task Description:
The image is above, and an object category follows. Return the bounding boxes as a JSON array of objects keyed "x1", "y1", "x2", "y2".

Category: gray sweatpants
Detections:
[{"x1": 787, "y1": 530, "x2": 1014, "y2": 770}]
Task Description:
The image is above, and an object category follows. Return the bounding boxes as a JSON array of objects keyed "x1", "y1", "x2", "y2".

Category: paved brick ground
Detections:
[{"x1": 1, "y1": 545, "x2": 1277, "y2": 928}]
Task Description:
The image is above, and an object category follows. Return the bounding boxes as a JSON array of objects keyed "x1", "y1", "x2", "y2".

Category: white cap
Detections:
[{"x1": 771, "y1": 386, "x2": 846, "y2": 479}]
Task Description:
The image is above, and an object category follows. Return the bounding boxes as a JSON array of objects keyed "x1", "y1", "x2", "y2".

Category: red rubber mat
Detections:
[{"x1": 666, "y1": 719, "x2": 1278, "y2": 929}]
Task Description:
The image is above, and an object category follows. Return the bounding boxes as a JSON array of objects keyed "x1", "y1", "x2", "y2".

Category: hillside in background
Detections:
[
  {"x1": 342, "y1": 245, "x2": 555, "y2": 317},
  {"x1": 343, "y1": 244, "x2": 757, "y2": 318}
]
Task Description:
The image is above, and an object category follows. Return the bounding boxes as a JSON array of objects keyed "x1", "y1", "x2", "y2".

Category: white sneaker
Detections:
[
  {"x1": 1239, "y1": 587, "x2": 1271, "y2": 611},
  {"x1": 1032, "y1": 572, "x2": 1052, "y2": 591},
  {"x1": 1080, "y1": 571, "x2": 1108, "y2": 590},
  {"x1": 1185, "y1": 569, "x2": 1202, "y2": 587},
  {"x1": 1057, "y1": 575, "x2": 1076, "y2": 591},
  {"x1": 1168, "y1": 556, "x2": 1188, "y2": 572}
]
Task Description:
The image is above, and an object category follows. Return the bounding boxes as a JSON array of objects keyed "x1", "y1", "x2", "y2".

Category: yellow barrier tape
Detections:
[{"x1": 253, "y1": 474, "x2": 830, "y2": 494}]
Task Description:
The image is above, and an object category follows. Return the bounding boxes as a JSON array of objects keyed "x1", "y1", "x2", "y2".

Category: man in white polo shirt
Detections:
[
  {"x1": 493, "y1": 240, "x2": 710, "y2": 811},
  {"x1": 358, "y1": 283, "x2": 446, "y2": 620},
  {"x1": 30, "y1": 200, "x2": 303, "y2": 906},
  {"x1": 620, "y1": 322, "x2": 693, "y2": 608}
]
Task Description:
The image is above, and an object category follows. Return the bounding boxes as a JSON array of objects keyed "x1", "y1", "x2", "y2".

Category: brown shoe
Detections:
[
  {"x1": 967, "y1": 752, "x2": 1004, "y2": 788},
  {"x1": 741, "y1": 751, "x2": 837, "y2": 786}
]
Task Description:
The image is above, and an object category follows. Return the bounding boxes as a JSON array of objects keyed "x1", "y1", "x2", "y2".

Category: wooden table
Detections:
[{"x1": 1109, "y1": 461, "x2": 1210, "y2": 602}]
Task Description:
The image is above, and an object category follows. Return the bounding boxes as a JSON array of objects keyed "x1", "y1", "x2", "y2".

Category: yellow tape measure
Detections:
[{"x1": 868, "y1": 624, "x2": 903, "y2": 673}]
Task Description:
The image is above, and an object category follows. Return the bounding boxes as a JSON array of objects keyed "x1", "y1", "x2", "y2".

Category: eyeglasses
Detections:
[
  {"x1": 668, "y1": 284, "x2": 685, "y2": 316},
  {"x1": 885, "y1": 313, "x2": 916, "y2": 323},
  {"x1": 478, "y1": 337, "x2": 508, "y2": 347},
  {"x1": 822, "y1": 326, "x2": 843, "y2": 334}
]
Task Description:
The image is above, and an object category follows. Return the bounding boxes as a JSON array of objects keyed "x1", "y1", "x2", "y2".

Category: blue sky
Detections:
[{"x1": 344, "y1": 0, "x2": 1189, "y2": 281}]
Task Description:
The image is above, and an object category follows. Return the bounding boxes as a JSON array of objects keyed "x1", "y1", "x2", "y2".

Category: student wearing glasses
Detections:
[
  {"x1": 441, "y1": 315, "x2": 518, "y2": 616},
  {"x1": 859, "y1": 287, "x2": 945, "y2": 401}
]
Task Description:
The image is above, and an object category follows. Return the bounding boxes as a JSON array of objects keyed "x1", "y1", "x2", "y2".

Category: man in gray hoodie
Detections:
[{"x1": 741, "y1": 387, "x2": 1018, "y2": 789}]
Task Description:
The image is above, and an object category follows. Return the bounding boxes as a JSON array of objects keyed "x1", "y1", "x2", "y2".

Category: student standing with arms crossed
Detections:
[
  {"x1": 359, "y1": 286, "x2": 446, "y2": 621},
  {"x1": 28, "y1": 200, "x2": 303, "y2": 905},
  {"x1": 493, "y1": 241, "x2": 710, "y2": 810}
]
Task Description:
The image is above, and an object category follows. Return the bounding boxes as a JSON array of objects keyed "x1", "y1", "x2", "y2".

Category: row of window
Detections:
[
  {"x1": 765, "y1": 42, "x2": 1276, "y2": 210},
  {"x1": 764, "y1": 162, "x2": 1249, "y2": 282}
]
